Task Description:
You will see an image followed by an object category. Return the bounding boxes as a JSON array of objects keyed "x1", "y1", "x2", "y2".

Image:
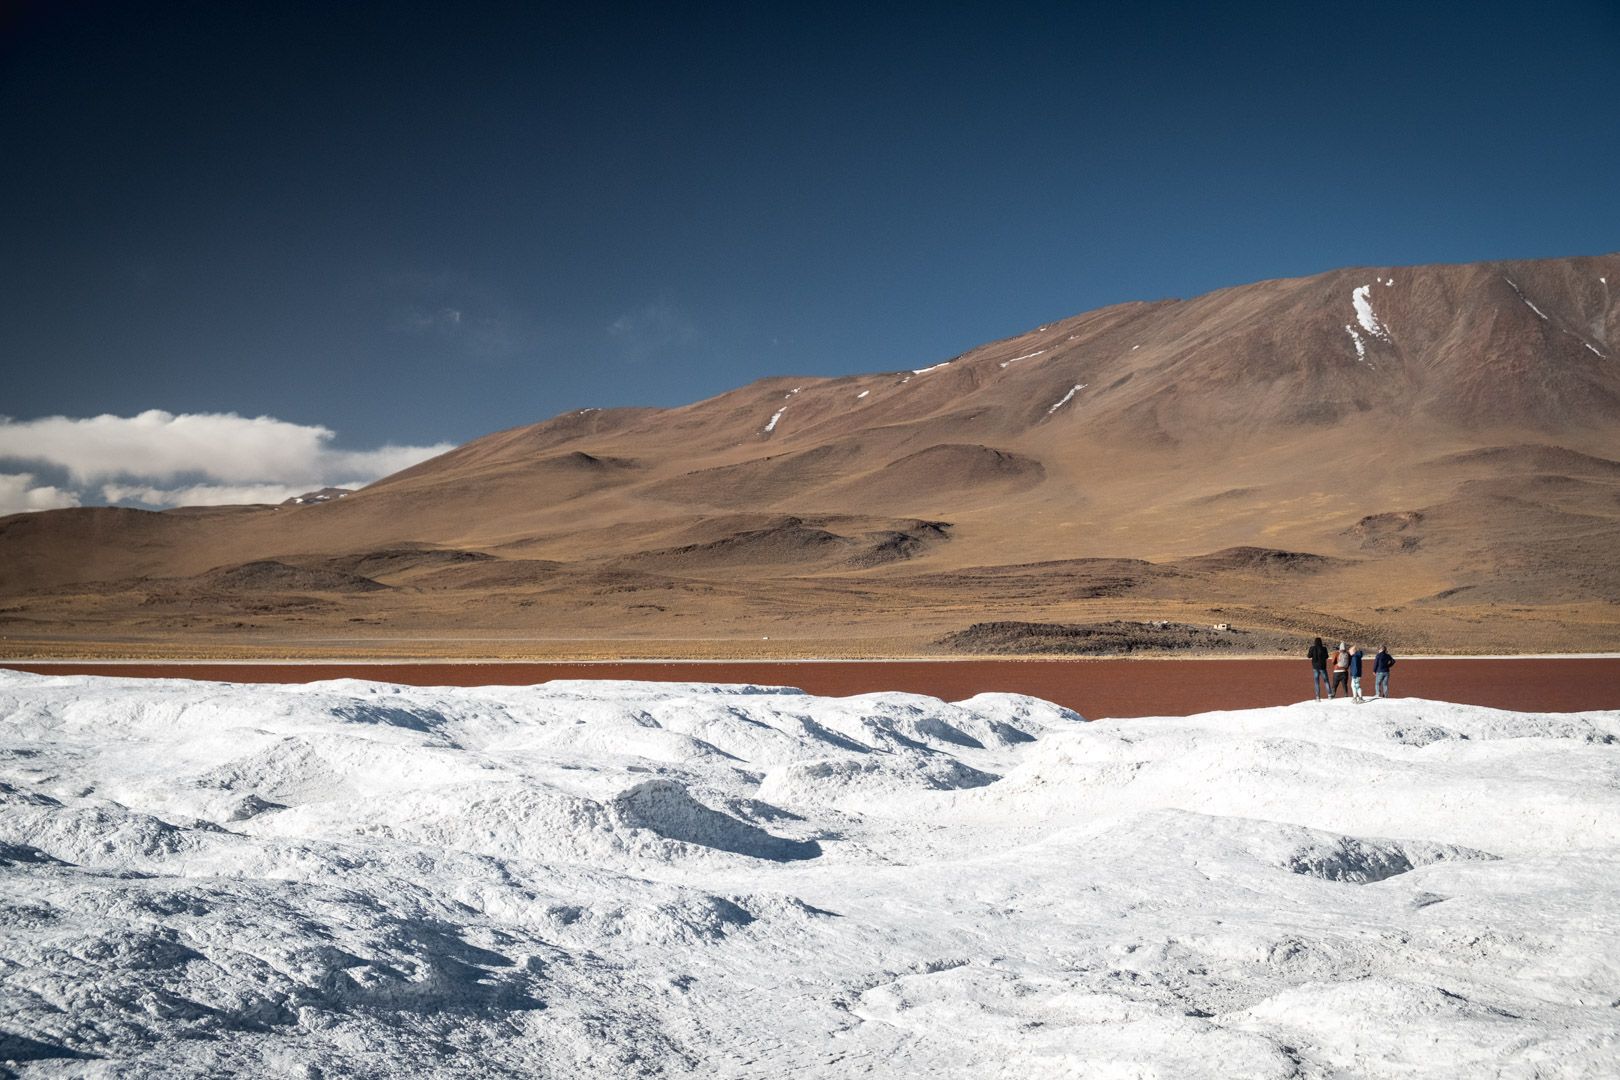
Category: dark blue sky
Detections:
[{"x1": 5, "y1": 0, "x2": 1619, "y2": 450}]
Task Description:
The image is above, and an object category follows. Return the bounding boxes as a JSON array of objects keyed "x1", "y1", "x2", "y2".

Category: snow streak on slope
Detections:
[
  {"x1": 998, "y1": 349, "x2": 1045, "y2": 369},
  {"x1": 1352, "y1": 284, "x2": 1391, "y2": 339},
  {"x1": 1505, "y1": 276, "x2": 1550, "y2": 320},
  {"x1": 1048, "y1": 384, "x2": 1086, "y2": 414},
  {"x1": 1346, "y1": 324, "x2": 1370, "y2": 364},
  {"x1": 2, "y1": 672, "x2": 1618, "y2": 1078}
]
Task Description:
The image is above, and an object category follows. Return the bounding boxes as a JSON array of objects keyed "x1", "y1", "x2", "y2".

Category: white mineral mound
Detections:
[{"x1": 1, "y1": 671, "x2": 1617, "y2": 1077}]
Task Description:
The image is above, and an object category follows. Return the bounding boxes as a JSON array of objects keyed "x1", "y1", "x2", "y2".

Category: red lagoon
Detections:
[{"x1": 6, "y1": 657, "x2": 1619, "y2": 717}]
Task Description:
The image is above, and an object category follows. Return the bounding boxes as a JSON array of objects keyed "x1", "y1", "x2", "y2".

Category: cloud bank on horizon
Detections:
[{"x1": 0, "y1": 410, "x2": 454, "y2": 515}]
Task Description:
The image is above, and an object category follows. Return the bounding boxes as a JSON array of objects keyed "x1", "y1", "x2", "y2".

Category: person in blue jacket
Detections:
[
  {"x1": 1373, "y1": 645, "x2": 1396, "y2": 697},
  {"x1": 1348, "y1": 644, "x2": 1367, "y2": 703}
]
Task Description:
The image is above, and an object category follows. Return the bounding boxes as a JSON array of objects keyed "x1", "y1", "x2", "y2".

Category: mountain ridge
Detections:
[{"x1": 4, "y1": 251, "x2": 1619, "y2": 656}]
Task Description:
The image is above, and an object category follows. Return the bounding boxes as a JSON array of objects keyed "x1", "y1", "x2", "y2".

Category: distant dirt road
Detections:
[{"x1": 7, "y1": 658, "x2": 1618, "y2": 717}]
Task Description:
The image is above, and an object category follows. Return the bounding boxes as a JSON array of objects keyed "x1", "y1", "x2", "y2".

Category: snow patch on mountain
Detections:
[
  {"x1": 1345, "y1": 324, "x2": 1377, "y2": 367},
  {"x1": 1047, "y1": 384, "x2": 1086, "y2": 414},
  {"x1": 1504, "y1": 276, "x2": 1550, "y2": 321},
  {"x1": 998, "y1": 349, "x2": 1045, "y2": 369},
  {"x1": 1352, "y1": 285, "x2": 1390, "y2": 339}
]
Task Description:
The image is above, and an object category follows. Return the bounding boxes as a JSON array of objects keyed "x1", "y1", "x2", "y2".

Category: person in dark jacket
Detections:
[
  {"x1": 1307, "y1": 637, "x2": 1331, "y2": 700},
  {"x1": 1348, "y1": 644, "x2": 1367, "y2": 703},
  {"x1": 1374, "y1": 645, "x2": 1395, "y2": 697},
  {"x1": 1330, "y1": 641, "x2": 1351, "y2": 698}
]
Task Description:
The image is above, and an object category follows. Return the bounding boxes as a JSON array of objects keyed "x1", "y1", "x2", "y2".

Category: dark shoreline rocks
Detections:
[{"x1": 935, "y1": 619, "x2": 1299, "y2": 655}]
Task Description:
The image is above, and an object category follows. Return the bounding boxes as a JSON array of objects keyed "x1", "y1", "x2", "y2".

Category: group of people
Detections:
[{"x1": 1306, "y1": 638, "x2": 1395, "y2": 702}]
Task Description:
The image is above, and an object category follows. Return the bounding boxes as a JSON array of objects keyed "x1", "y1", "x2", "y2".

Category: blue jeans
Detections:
[
  {"x1": 1312, "y1": 669, "x2": 1330, "y2": 699},
  {"x1": 1350, "y1": 675, "x2": 1363, "y2": 699},
  {"x1": 1376, "y1": 671, "x2": 1390, "y2": 697}
]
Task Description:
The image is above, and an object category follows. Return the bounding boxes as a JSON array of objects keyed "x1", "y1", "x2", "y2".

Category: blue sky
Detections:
[{"x1": 2, "y1": 0, "x2": 1617, "y2": 509}]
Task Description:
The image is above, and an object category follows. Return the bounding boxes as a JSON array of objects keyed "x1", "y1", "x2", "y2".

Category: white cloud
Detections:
[
  {"x1": 385, "y1": 270, "x2": 537, "y2": 363},
  {"x1": 398, "y1": 307, "x2": 464, "y2": 333},
  {"x1": 0, "y1": 473, "x2": 81, "y2": 516},
  {"x1": 608, "y1": 300, "x2": 697, "y2": 361},
  {"x1": 99, "y1": 482, "x2": 314, "y2": 508},
  {"x1": 0, "y1": 411, "x2": 454, "y2": 511},
  {"x1": 0, "y1": 411, "x2": 452, "y2": 487}
]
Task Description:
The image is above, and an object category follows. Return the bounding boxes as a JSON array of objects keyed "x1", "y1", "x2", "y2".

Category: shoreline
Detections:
[
  {"x1": 8, "y1": 652, "x2": 1620, "y2": 664},
  {"x1": 9, "y1": 656, "x2": 1620, "y2": 718}
]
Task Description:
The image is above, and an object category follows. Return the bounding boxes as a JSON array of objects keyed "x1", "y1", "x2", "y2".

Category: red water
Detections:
[{"x1": 6, "y1": 658, "x2": 1617, "y2": 717}]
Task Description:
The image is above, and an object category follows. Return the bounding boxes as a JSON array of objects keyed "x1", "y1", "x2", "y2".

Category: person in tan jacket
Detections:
[{"x1": 1329, "y1": 641, "x2": 1351, "y2": 698}]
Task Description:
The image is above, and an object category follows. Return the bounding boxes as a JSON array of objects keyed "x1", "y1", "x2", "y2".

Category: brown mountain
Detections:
[{"x1": 4, "y1": 253, "x2": 1619, "y2": 657}]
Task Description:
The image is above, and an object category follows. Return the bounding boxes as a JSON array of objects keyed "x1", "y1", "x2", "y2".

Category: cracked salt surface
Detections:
[{"x1": 2, "y1": 671, "x2": 1618, "y2": 1078}]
